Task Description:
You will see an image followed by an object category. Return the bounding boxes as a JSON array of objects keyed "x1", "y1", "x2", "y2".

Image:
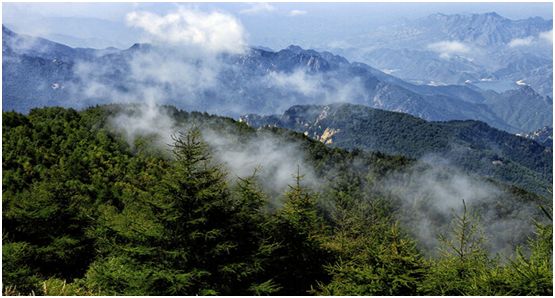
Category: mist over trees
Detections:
[
  {"x1": 2, "y1": 3, "x2": 552, "y2": 296},
  {"x1": 2, "y1": 105, "x2": 552, "y2": 295}
]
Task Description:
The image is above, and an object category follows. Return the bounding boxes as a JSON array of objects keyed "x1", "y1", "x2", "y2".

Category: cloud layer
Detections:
[
  {"x1": 508, "y1": 36, "x2": 534, "y2": 47},
  {"x1": 289, "y1": 10, "x2": 307, "y2": 16},
  {"x1": 381, "y1": 156, "x2": 538, "y2": 257},
  {"x1": 240, "y1": 3, "x2": 275, "y2": 15},
  {"x1": 539, "y1": 30, "x2": 553, "y2": 43},
  {"x1": 126, "y1": 8, "x2": 247, "y2": 54},
  {"x1": 508, "y1": 30, "x2": 553, "y2": 47},
  {"x1": 427, "y1": 40, "x2": 470, "y2": 59}
]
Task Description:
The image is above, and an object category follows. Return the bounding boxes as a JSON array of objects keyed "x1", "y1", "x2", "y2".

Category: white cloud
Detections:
[
  {"x1": 381, "y1": 157, "x2": 536, "y2": 256},
  {"x1": 264, "y1": 69, "x2": 366, "y2": 111},
  {"x1": 240, "y1": 3, "x2": 275, "y2": 15},
  {"x1": 507, "y1": 31, "x2": 552, "y2": 48},
  {"x1": 126, "y1": 8, "x2": 247, "y2": 54},
  {"x1": 539, "y1": 30, "x2": 553, "y2": 44},
  {"x1": 202, "y1": 128, "x2": 321, "y2": 196},
  {"x1": 289, "y1": 10, "x2": 307, "y2": 16},
  {"x1": 427, "y1": 40, "x2": 470, "y2": 59},
  {"x1": 110, "y1": 103, "x2": 177, "y2": 149},
  {"x1": 266, "y1": 70, "x2": 320, "y2": 96},
  {"x1": 516, "y1": 79, "x2": 527, "y2": 86},
  {"x1": 508, "y1": 36, "x2": 534, "y2": 47}
]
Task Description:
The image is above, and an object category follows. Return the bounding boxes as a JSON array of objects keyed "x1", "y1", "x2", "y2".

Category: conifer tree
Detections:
[
  {"x1": 419, "y1": 200, "x2": 493, "y2": 295},
  {"x1": 317, "y1": 180, "x2": 426, "y2": 296},
  {"x1": 500, "y1": 204, "x2": 552, "y2": 295},
  {"x1": 86, "y1": 129, "x2": 278, "y2": 295},
  {"x1": 267, "y1": 168, "x2": 332, "y2": 295}
]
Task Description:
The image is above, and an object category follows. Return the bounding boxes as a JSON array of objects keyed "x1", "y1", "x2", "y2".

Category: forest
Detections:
[{"x1": 2, "y1": 105, "x2": 553, "y2": 295}]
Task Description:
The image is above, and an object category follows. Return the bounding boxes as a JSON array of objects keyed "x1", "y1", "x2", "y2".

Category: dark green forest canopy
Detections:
[
  {"x1": 243, "y1": 103, "x2": 553, "y2": 197},
  {"x1": 2, "y1": 104, "x2": 552, "y2": 295}
]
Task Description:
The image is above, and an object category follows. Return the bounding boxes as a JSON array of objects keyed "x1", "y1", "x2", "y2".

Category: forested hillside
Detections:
[
  {"x1": 2, "y1": 105, "x2": 552, "y2": 295},
  {"x1": 242, "y1": 103, "x2": 552, "y2": 197}
]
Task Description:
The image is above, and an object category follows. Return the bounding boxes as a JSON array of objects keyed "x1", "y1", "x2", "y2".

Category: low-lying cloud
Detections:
[
  {"x1": 202, "y1": 127, "x2": 320, "y2": 197},
  {"x1": 126, "y1": 8, "x2": 247, "y2": 54},
  {"x1": 427, "y1": 40, "x2": 471, "y2": 59},
  {"x1": 109, "y1": 103, "x2": 178, "y2": 150},
  {"x1": 266, "y1": 70, "x2": 321, "y2": 97},
  {"x1": 539, "y1": 30, "x2": 553, "y2": 44},
  {"x1": 289, "y1": 10, "x2": 307, "y2": 16},
  {"x1": 264, "y1": 69, "x2": 367, "y2": 111},
  {"x1": 69, "y1": 7, "x2": 249, "y2": 112},
  {"x1": 508, "y1": 36, "x2": 534, "y2": 47},
  {"x1": 107, "y1": 103, "x2": 321, "y2": 199},
  {"x1": 380, "y1": 156, "x2": 539, "y2": 257},
  {"x1": 508, "y1": 30, "x2": 553, "y2": 47}
]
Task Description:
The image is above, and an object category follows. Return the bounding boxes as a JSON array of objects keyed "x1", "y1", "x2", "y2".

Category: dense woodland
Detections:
[
  {"x1": 2, "y1": 105, "x2": 553, "y2": 295},
  {"x1": 245, "y1": 103, "x2": 553, "y2": 197}
]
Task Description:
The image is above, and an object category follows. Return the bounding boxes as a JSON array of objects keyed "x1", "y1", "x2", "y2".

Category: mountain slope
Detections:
[
  {"x1": 330, "y1": 12, "x2": 553, "y2": 97},
  {"x1": 241, "y1": 103, "x2": 552, "y2": 196},
  {"x1": 4, "y1": 26, "x2": 550, "y2": 133},
  {"x1": 483, "y1": 86, "x2": 553, "y2": 132},
  {"x1": 518, "y1": 126, "x2": 553, "y2": 147}
]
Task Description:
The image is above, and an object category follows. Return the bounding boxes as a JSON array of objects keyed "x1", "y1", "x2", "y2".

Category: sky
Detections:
[{"x1": 2, "y1": 2, "x2": 553, "y2": 50}]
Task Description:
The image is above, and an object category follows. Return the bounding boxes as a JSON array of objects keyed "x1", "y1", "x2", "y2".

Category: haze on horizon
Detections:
[{"x1": 3, "y1": 2, "x2": 553, "y2": 51}]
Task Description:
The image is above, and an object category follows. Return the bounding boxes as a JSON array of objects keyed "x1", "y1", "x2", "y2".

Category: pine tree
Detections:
[
  {"x1": 419, "y1": 200, "x2": 493, "y2": 295},
  {"x1": 86, "y1": 129, "x2": 279, "y2": 295},
  {"x1": 267, "y1": 167, "x2": 333, "y2": 295},
  {"x1": 316, "y1": 179, "x2": 426, "y2": 296},
  {"x1": 500, "y1": 204, "x2": 552, "y2": 295}
]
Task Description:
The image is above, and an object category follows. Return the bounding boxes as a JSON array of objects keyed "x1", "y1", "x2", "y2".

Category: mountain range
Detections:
[
  {"x1": 327, "y1": 12, "x2": 553, "y2": 97},
  {"x1": 2, "y1": 25, "x2": 552, "y2": 134},
  {"x1": 240, "y1": 103, "x2": 552, "y2": 197}
]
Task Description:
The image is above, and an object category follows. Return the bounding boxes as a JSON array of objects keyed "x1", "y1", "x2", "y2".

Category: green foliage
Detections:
[
  {"x1": 2, "y1": 241, "x2": 41, "y2": 294},
  {"x1": 316, "y1": 178, "x2": 426, "y2": 296},
  {"x1": 499, "y1": 220, "x2": 553, "y2": 295},
  {"x1": 318, "y1": 223, "x2": 427, "y2": 296},
  {"x1": 266, "y1": 170, "x2": 333, "y2": 295},
  {"x1": 250, "y1": 104, "x2": 552, "y2": 196},
  {"x1": 418, "y1": 200, "x2": 553, "y2": 296},
  {"x1": 41, "y1": 278, "x2": 95, "y2": 296},
  {"x1": 419, "y1": 200, "x2": 493, "y2": 295},
  {"x1": 2, "y1": 105, "x2": 552, "y2": 296},
  {"x1": 82, "y1": 129, "x2": 284, "y2": 295}
]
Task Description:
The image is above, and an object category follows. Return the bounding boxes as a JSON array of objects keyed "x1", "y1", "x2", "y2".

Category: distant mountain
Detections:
[
  {"x1": 483, "y1": 86, "x2": 552, "y2": 133},
  {"x1": 328, "y1": 12, "x2": 553, "y2": 97},
  {"x1": 2, "y1": 26, "x2": 98, "y2": 61},
  {"x1": 241, "y1": 103, "x2": 552, "y2": 196},
  {"x1": 518, "y1": 126, "x2": 553, "y2": 147},
  {"x1": 2, "y1": 25, "x2": 551, "y2": 133},
  {"x1": 414, "y1": 12, "x2": 551, "y2": 47}
]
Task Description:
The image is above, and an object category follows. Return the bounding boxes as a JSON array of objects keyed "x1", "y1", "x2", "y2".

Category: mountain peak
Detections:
[
  {"x1": 515, "y1": 85, "x2": 538, "y2": 96},
  {"x1": 2, "y1": 25, "x2": 15, "y2": 37},
  {"x1": 286, "y1": 45, "x2": 304, "y2": 54},
  {"x1": 128, "y1": 43, "x2": 152, "y2": 51},
  {"x1": 484, "y1": 12, "x2": 502, "y2": 18},
  {"x1": 427, "y1": 11, "x2": 506, "y2": 21}
]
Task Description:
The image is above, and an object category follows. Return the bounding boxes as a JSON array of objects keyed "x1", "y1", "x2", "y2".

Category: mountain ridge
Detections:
[
  {"x1": 330, "y1": 12, "x2": 553, "y2": 97},
  {"x1": 2, "y1": 25, "x2": 552, "y2": 133},
  {"x1": 240, "y1": 103, "x2": 552, "y2": 196}
]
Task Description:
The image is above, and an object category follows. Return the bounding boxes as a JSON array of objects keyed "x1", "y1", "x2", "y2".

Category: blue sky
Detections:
[{"x1": 3, "y1": 2, "x2": 553, "y2": 50}]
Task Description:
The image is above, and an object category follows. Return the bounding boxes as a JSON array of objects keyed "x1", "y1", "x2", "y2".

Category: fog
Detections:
[{"x1": 380, "y1": 156, "x2": 540, "y2": 257}]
